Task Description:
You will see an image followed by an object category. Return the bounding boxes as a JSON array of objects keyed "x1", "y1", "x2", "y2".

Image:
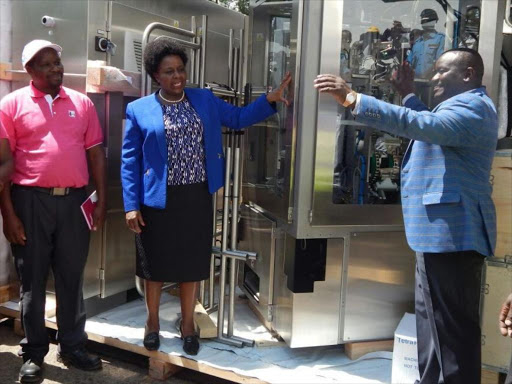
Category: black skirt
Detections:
[{"x1": 135, "y1": 182, "x2": 213, "y2": 282}]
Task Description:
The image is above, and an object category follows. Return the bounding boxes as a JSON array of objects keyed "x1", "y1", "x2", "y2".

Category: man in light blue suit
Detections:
[{"x1": 315, "y1": 48, "x2": 498, "y2": 384}]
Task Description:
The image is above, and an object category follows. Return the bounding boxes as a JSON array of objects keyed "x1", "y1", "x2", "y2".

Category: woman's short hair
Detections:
[{"x1": 143, "y1": 38, "x2": 188, "y2": 82}]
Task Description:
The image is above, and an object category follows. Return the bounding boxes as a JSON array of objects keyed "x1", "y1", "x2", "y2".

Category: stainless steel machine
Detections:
[
  {"x1": 1, "y1": 0, "x2": 510, "y2": 373},
  {"x1": 238, "y1": 0, "x2": 507, "y2": 349}
]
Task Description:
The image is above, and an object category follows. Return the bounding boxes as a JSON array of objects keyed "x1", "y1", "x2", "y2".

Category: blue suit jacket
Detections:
[
  {"x1": 121, "y1": 88, "x2": 276, "y2": 212},
  {"x1": 354, "y1": 88, "x2": 498, "y2": 256}
]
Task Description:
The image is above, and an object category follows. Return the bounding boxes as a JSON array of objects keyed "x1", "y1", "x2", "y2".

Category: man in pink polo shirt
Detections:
[{"x1": 0, "y1": 40, "x2": 106, "y2": 383}]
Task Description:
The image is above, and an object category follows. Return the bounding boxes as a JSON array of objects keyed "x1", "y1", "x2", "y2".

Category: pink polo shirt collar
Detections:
[{"x1": 28, "y1": 81, "x2": 69, "y2": 99}]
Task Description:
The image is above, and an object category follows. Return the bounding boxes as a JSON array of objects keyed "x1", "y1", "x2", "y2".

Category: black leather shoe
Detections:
[
  {"x1": 177, "y1": 319, "x2": 200, "y2": 355},
  {"x1": 182, "y1": 334, "x2": 200, "y2": 355},
  {"x1": 19, "y1": 359, "x2": 43, "y2": 383},
  {"x1": 57, "y1": 347, "x2": 102, "y2": 371},
  {"x1": 143, "y1": 331, "x2": 160, "y2": 351}
]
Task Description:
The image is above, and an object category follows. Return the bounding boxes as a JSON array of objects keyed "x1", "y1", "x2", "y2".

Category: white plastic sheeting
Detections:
[{"x1": 85, "y1": 294, "x2": 393, "y2": 384}]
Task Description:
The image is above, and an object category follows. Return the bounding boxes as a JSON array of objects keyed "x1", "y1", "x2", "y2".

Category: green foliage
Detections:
[{"x1": 217, "y1": 0, "x2": 250, "y2": 15}]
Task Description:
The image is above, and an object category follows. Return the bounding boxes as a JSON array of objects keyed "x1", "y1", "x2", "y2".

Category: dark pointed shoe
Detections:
[
  {"x1": 57, "y1": 347, "x2": 102, "y2": 371},
  {"x1": 19, "y1": 359, "x2": 43, "y2": 383},
  {"x1": 182, "y1": 334, "x2": 200, "y2": 355},
  {"x1": 143, "y1": 331, "x2": 160, "y2": 351}
]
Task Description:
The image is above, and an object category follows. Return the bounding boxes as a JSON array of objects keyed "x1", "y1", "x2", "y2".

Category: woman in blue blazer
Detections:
[{"x1": 121, "y1": 38, "x2": 291, "y2": 355}]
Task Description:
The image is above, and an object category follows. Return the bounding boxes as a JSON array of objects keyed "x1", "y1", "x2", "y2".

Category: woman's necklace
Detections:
[{"x1": 159, "y1": 89, "x2": 185, "y2": 104}]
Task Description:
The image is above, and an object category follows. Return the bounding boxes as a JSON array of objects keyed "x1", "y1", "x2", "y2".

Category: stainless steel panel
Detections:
[
  {"x1": 481, "y1": 260, "x2": 512, "y2": 372},
  {"x1": 273, "y1": 236, "x2": 343, "y2": 348},
  {"x1": 83, "y1": 224, "x2": 102, "y2": 299},
  {"x1": 480, "y1": 0, "x2": 507, "y2": 103},
  {"x1": 243, "y1": 0, "x2": 301, "y2": 222},
  {"x1": 11, "y1": 0, "x2": 89, "y2": 93},
  {"x1": 238, "y1": 204, "x2": 276, "y2": 322},
  {"x1": 109, "y1": 1, "x2": 242, "y2": 86},
  {"x1": 101, "y1": 211, "x2": 136, "y2": 298},
  {"x1": 342, "y1": 231, "x2": 415, "y2": 341}
]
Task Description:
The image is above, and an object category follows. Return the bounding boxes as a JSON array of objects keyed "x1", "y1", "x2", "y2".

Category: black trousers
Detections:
[
  {"x1": 415, "y1": 251, "x2": 484, "y2": 384},
  {"x1": 11, "y1": 186, "x2": 90, "y2": 362}
]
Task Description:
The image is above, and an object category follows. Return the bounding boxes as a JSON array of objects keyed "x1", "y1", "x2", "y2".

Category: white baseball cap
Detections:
[{"x1": 22, "y1": 39, "x2": 62, "y2": 68}]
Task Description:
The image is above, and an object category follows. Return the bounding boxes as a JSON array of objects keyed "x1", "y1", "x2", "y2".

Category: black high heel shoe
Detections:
[
  {"x1": 176, "y1": 318, "x2": 200, "y2": 355},
  {"x1": 143, "y1": 326, "x2": 160, "y2": 351}
]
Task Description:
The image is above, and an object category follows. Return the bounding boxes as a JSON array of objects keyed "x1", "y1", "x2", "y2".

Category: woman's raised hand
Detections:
[
  {"x1": 126, "y1": 210, "x2": 145, "y2": 234},
  {"x1": 266, "y1": 72, "x2": 292, "y2": 106}
]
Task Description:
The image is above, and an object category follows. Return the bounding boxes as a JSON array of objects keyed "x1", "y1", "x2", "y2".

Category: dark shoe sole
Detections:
[
  {"x1": 143, "y1": 331, "x2": 160, "y2": 351},
  {"x1": 57, "y1": 355, "x2": 102, "y2": 371},
  {"x1": 19, "y1": 374, "x2": 41, "y2": 384}
]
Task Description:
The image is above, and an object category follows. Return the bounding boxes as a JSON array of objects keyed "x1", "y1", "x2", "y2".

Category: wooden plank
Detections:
[
  {"x1": 0, "y1": 283, "x2": 19, "y2": 304},
  {"x1": 1, "y1": 301, "x2": 268, "y2": 384},
  {"x1": 14, "y1": 318, "x2": 24, "y2": 337},
  {"x1": 0, "y1": 285, "x2": 11, "y2": 304},
  {"x1": 0, "y1": 62, "x2": 13, "y2": 81},
  {"x1": 481, "y1": 368, "x2": 506, "y2": 384},
  {"x1": 149, "y1": 357, "x2": 183, "y2": 380},
  {"x1": 0, "y1": 62, "x2": 29, "y2": 82},
  {"x1": 194, "y1": 301, "x2": 216, "y2": 339},
  {"x1": 345, "y1": 339, "x2": 394, "y2": 360},
  {"x1": 491, "y1": 152, "x2": 512, "y2": 259}
]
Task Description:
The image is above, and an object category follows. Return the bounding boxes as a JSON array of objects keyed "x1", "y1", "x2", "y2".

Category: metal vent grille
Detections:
[{"x1": 133, "y1": 40, "x2": 142, "y2": 72}]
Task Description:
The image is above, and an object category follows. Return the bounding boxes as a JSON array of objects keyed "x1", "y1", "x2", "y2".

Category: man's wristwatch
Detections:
[{"x1": 343, "y1": 90, "x2": 357, "y2": 108}]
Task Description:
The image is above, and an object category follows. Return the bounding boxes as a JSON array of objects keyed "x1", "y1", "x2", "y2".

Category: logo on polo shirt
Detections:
[{"x1": 68, "y1": 110, "x2": 76, "y2": 118}]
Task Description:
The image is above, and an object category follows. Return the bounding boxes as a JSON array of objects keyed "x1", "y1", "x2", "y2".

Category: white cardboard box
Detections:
[{"x1": 392, "y1": 313, "x2": 420, "y2": 383}]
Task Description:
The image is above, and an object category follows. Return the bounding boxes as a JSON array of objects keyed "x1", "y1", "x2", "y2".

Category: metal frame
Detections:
[{"x1": 479, "y1": 0, "x2": 507, "y2": 103}]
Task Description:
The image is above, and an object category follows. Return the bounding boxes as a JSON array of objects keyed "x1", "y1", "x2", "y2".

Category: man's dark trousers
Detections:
[
  {"x1": 415, "y1": 251, "x2": 485, "y2": 384},
  {"x1": 12, "y1": 185, "x2": 90, "y2": 362}
]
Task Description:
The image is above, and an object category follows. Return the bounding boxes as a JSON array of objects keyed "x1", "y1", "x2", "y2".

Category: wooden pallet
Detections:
[
  {"x1": 0, "y1": 301, "x2": 267, "y2": 383},
  {"x1": 344, "y1": 339, "x2": 394, "y2": 360}
]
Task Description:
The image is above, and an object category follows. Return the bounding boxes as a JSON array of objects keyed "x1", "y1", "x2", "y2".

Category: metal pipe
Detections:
[
  {"x1": 190, "y1": 16, "x2": 196, "y2": 85},
  {"x1": 207, "y1": 192, "x2": 218, "y2": 310},
  {"x1": 217, "y1": 133, "x2": 232, "y2": 340},
  {"x1": 238, "y1": 29, "x2": 244, "y2": 102},
  {"x1": 228, "y1": 134, "x2": 241, "y2": 336},
  {"x1": 141, "y1": 21, "x2": 197, "y2": 97},
  {"x1": 199, "y1": 15, "x2": 208, "y2": 88},
  {"x1": 154, "y1": 35, "x2": 201, "y2": 50},
  {"x1": 228, "y1": 29, "x2": 234, "y2": 89}
]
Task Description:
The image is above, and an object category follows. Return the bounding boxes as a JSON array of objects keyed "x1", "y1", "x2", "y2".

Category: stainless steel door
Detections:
[{"x1": 243, "y1": 0, "x2": 302, "y2": 222}]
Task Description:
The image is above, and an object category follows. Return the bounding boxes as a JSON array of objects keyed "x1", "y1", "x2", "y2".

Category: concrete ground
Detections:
[{"x1": 0, "y1": 318, "x2": 234, "y2": 384}]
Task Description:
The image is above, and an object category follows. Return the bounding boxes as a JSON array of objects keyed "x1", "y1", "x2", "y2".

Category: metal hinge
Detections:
[
  {"x1": 309, "y1": 209, "x2": 313, "y2": 223},
  {"x1": 267, "y1": 305, "x2": 275, "y2": 322},
  {"x1": 287, "y1": 207, "x2": 293, "y2": 222},
  {"x1": 98, "y1": 269, "x2": 105, "y2": 281}
]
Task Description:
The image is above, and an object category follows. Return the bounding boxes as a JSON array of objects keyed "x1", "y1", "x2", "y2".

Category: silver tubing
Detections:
[
  {"x1": 228, "y1": 257, "x2": 236, "y2": 337},
  {"x1": 199, "y1": 15, "x2": 208, "y2": 88},
  {"x1": 190, "y1": 16, "x2": 196, "y2": 85},
  {"x1": 207, "y1": 192, "x2": 218, "y2": 310},
  {"x1": 141, "y1": 21, "x2": 198, "y2": 97},
  {"x1": 135, "y1": 276, "x2": 178, "y2": 297},
  {"x1": 227, "y1": 134, "x2": 241, "y2": 337},
  {"x1": 238, "y1": 29, "x2": 244, "y2": 101},
  {"x1": 199, "y1": 280, "x2": 205, "y2": 305},
  {"x1": 228, "y1": 29, "x2": 234, "y2": 89},
  {"x1": 154, "y1": 35, "x2": 201, "y2": 50},
  {"x1": 217, "y1": 133, "x2": 232, "y2": 340},
  {"x1": 135, "y1": 276, "x2": 145, "y2": 297}
]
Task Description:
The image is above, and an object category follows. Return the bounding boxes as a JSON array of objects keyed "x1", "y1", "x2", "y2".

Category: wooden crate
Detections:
[{"x1": 491, "y1": 150, "x2": 512, "y2": 259}]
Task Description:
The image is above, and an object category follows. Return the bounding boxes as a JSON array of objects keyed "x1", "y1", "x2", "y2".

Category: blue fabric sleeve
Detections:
[
  {"x1": 121, "y1": 103, "x2": 143, "y2": 212},
  {"x1": 213, "y1": 92, "x2": 277, "y2": 130},
  {"x1": 355, "y1": 94, "x2": 495, "y2": 148}
]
